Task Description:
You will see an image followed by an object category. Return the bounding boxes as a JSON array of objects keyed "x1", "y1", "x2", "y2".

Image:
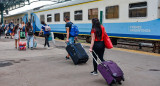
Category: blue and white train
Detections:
[{"x1": 4, "y1": 0, "x2": 160, "y2": 42}]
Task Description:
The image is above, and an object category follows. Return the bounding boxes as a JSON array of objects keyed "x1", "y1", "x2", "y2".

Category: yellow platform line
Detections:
[
  {"x1": 36, "y1": 36, "x2": 160, "y2": 56},
  {"x1": 113, "y1": 48, "x2": 160, "y2": 57}
]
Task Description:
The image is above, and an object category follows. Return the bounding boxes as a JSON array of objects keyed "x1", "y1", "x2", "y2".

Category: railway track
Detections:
[{"x1": 116, "y1": 39, "x2": 160, "y2": 54}]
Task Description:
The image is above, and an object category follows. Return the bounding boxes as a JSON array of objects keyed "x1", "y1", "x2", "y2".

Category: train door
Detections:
[
  {"x1": 100, "y1": 10, "x2": 103, "y2": 24},
  {"x1": 32, "y1": 15, "x2": 36, "y2": 33},
  {"x1": 22, "y1": 14, "x2": 28, "y2": 24},
  {"x1": 158, "y1": 0, "x2": 160, "y2": 18}
]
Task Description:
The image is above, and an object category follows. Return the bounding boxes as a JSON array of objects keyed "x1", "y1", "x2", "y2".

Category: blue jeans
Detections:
[
  {"x1": 67, "y1": 37, "x2": 74, "y2": 45},
  {"x1": 27, "y1": 35, "x2": 34, "y2": 48}
]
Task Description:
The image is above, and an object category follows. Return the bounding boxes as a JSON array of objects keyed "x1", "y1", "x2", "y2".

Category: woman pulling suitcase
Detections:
[
  {"x1": 89, "y1": 18, "x2": 124, "y2": 86},
  {"x1": 89, "y1": 18, "x2": 105, "y2": 75}
]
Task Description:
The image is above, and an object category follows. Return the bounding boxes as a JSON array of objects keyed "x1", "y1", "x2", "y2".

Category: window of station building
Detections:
[
  {"x1": 129, "y1": 2, "x2": 147, "y2": 17},
  {"x1": 15, "y1": 19, "x2": 16, "y2": 24},
  {"x1": 20, "y1": 18, "x2": 22, "y2": 23},
  {"x1": 74, "y1": 10, "x2": 83, "y2": 21},
  {"x1": 17, "y1": 19, "x2": 19, "y2": 23},
  {"x1": 47, "y1": 14, "x2": 52, "y2": 22},
  {"x1": 106, "y1": 5, "x2": 119, "y2": 19},
  {"x1": 88, "y1": 8, "x2": 98, "y2": 20},
  {"x1": 40, "y1": 15, "x2": 45, "y2": 22},
  {"x1": 64, "y1": 12, "x2": 70, "y2": 20},
  {"x1": 55, "y1": 13, "x2": 60, "y2": 22}
]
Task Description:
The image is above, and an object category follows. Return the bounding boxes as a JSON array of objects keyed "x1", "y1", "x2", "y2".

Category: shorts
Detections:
[
  {"x1": 14, "y1": 34, "x2": 19, "y2": 39},
  {"x1": 9, "y1": 29, "x2": 13, "y2": 33},
  {"x1": 67, "y1": 37, "x2": 74, "y2": 45}
]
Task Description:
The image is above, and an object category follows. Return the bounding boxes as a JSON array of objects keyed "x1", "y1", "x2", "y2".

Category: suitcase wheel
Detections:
[
  {"x1": 122, "y1": 77, "x2": 125, "y2": 81},
  {"x1": 109, "y1": 84, "x2": 113, "y2": 86},
  {"x1": 118, "y1": 81, "x2": 122, "y2": 85}
]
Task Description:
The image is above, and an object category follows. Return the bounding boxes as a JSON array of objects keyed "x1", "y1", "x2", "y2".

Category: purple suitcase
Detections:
[{"x1": 90, "y1": 51, "x2": 124, "y2": 86}]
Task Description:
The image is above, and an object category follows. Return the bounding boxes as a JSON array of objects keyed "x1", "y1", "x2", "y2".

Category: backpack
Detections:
[
  {"x1": 28, "y1": 28, "x2": 33, "y2": 36},
  {"x1": 10, "y1": 24, "x2": 14, "y2": 30},
  {"x1": 45, "y1": 25, "x2": 51, "y2": 31},
  {"x1": 69, "y1": 23, "x2": 79, "y2": 37}
]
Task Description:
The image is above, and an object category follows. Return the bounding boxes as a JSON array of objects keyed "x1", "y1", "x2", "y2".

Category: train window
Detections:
[
  {"x1": 88, "y1": 8, "x2": 98, "y2": 20},
  {"x1": 129, "y1": 2, "x2": 147, "y2": 17},
  {"x1": 47, "y1": 14, "x2": 52, "y2": 22},
  {"x1": 40, "y1": 15, "x2": 45, "y2": 22},
  {"x1": 55, "y1": 13, "x2": 60, "y2": 22},
  {"x1": 74, "y1": 10, "x2": 83, "y2": 21},
  {"x1": 106, "y1": 5, "x2": 119, "y2": 19},
  {"x1": 64, "y1": 12, "x2": 70, "y2": 20}
]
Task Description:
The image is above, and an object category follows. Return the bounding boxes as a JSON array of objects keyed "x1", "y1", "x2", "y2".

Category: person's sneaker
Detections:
[
  {"x1": 31, "y1": 47, "x2": 33, "y2": 50},
  {"x1": 44, "y1": 46, "x2": 46, "y2": 48},
  {"x1": 47, "y1": 47, "x2": 51, "y2": 50},
  {"x1": 65, "y1": 56, "x2": 70, "y2": 60},
  {"x1": 90, "y1": 71, "x2": 98, "y2": 75}
]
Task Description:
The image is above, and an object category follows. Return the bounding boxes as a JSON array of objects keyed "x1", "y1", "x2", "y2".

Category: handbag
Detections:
[
  {"x1": 103, "y1": 27, "x2": 113, "y2": 49},
  {"x1": 48, "y1": 32, "x2": 52, "y2": 41}
]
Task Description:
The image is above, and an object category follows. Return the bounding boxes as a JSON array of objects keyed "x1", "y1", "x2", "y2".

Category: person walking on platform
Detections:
[
  {"x1": 25, "y1": 22, "x2": 34, "y2": 50},
  {"x1": 21, "y1": 21, "x2": 26, "y2": 32},
  {"x1": 39, "y1": 21, "x2": 51, "y2": 49},
  {"x1": 4, "y1": 24, "x2": 9, "y2": 38},
  {"x1": 89, "y1": 18, "x2": 105, "y2": 75},
  {"x1": 7, "y1": 21, "x2": 15, "y2": 39},
  {"x1": 13, "y1": 24, "x2": 20, "y2": 49},
  {"x1": 64, "y1": 16, "x2": 75, "y2": 60},
  {"x1": 0, "y1": 23, "x2": 2, "y2": 39}
]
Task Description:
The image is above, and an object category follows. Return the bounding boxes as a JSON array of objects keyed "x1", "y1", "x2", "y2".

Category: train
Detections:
[{"x1": 3, "y1": 0, "x2": 160, "y2": 44}]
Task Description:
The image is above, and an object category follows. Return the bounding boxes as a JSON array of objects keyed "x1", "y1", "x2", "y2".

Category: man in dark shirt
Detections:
[
  {"x1": 7, "y1": 21, "x2": 14, "y2": 39},
  {"x1": 65, "y1": 16, "x2": 75, "y2": 60}
]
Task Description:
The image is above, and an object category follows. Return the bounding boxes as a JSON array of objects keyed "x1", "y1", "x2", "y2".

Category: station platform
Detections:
[{"x1": 0, "y1": 36, "x2": 160, "y2": 86}]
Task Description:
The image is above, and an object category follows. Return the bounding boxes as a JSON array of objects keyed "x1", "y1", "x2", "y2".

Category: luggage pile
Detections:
[{"x1": 18, "y1": 42, "x2": 26, "y2": 50}]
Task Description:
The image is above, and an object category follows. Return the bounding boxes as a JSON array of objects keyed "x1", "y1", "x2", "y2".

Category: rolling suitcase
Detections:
[
  {"x1": 18, "y1": 41, "x2": 26, "y2": 50},
  {"x1": 89, "y1": 51, "x2": 124, "y2": 86},
  {"x1": 66, "y1": 43, "x2": 89, "y2": 65}
]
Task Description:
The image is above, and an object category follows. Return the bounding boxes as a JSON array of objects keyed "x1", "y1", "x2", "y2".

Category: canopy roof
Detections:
[{"x1": 0, "y1": 0, "x2": 30, "y2": 11}]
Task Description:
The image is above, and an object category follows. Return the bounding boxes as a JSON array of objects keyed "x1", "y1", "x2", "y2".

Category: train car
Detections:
[
  {"x1": 30, "y1": 0, "x2": 160, "y2": 41},
  {"x1": 4, "y1": 0, "x2": 160, "y2": 43},
  {"x1": 4, "y1": 11, "x2": 28, "y2": 25}
]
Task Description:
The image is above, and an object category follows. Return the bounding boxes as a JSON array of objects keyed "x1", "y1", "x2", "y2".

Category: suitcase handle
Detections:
[{"x1": 89, "y1": 50, "x2": 102, "y2": 65}]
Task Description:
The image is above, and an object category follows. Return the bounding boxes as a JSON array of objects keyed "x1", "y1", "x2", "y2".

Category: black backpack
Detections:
[{"x1": 28, "y1": 28, "x2": 33, "y2": 36}]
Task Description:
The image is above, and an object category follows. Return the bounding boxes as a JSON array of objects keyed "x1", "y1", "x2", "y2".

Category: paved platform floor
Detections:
[{"x1": 0, "y1": 36, "x2": 160, "y2": 86}]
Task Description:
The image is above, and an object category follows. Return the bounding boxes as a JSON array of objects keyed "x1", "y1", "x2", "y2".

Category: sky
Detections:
[{"x1": 8, "y1": 0, "x2": 56, "y2": 15}]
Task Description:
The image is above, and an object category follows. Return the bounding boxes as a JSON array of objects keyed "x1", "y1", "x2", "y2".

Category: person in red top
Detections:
[{"x1": 89, "y1": 18, "x2": 105, "y2": 75}]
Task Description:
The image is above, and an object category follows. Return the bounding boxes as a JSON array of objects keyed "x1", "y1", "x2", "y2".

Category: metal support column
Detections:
[
  {"x1": 100, "y1": 11, "x2": 103, "y2": 25},
  {"x1": 1, "y1": 10, "x2": 3, "y2": 24}
]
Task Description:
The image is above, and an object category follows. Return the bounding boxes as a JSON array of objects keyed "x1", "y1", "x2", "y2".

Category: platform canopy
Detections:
[
  {"x1": 0, "y1": 0, "x2": 30, "y2": 23},
  {"x1": 0, "y1": 0, "x2": 30, "y2": 12}
]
